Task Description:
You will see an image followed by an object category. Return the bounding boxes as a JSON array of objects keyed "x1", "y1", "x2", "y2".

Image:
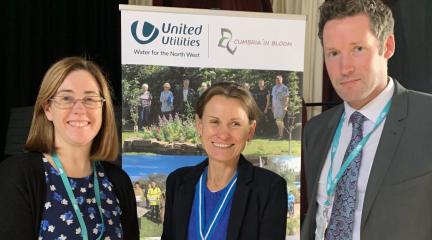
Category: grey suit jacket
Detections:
[{"x1": 301, "y1": 80, "x2": 432, "y2": 240}]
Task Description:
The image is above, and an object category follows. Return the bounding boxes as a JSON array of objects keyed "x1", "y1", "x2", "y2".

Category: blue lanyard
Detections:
[
  {"x1": 324, "y1": 100, "x2": 392, "y2": 206},
  {"x1": 52, "y1": 153, "x2": 105, "y2": 240},
  {"x1": 195, "y1": 168, "x2": 237, "y2": 240}
]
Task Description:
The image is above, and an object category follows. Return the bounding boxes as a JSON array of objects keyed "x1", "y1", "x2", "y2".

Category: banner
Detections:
[{"x1": 120, "y1": 5, "x2": 305, "y2": 239}]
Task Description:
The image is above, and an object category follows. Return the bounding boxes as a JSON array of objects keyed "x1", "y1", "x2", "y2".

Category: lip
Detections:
[
  {"x1": 339, "y1": 78, "x2": 360, "y2": 86},
  {"x1": 211, "y1": 142, "x2": 234, "y2": 148},
  {"x1": 67, "y1": 120, "x2": 91, "y2": 128}
]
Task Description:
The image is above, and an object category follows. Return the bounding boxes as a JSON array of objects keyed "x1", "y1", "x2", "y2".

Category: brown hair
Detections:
[
  {"x1": 195, "y1": 81, "x2": 262, "y2": 123},
  {"x1": 318, "y1": 0, "x2": 394, "y2": 54},
  {"x1": 24, "y1": 56, "x2": 119, "y2": 160}
]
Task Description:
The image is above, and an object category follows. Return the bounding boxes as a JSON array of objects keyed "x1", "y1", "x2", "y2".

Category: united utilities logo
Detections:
[
  {"x1": 131, "y1": 20, "x2": 159, "y2": 44},
  {"x1": 218, "y1": 28, "x2": 237, "y2": 55}
]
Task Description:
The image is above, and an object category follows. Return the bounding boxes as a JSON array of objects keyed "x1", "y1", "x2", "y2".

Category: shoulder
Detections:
[
  {"x1": 0, "y1": 152, "x2": 45, "y2": 199},
  {"x1": 237, "y1": 157, "x2": 286, "y2": 189},
  {"x1": 166, "y1": 165, "x2": 195, "y2": 185},
  {"x1": 101, "y1": 161, "x2": 133, "y2": 187},
  {"x1": 406, "y1": 89, "x2": 432, "y2": 104},
  {"x1": 304, "y1": 104, "x2": 342, "y2": 132},
  {"x1": 1, "y1": 152, "x2": 44, "y2": 177},
  {"x1": 249, "y1": 165, "x2": 286, "y2": 187},
  {"x1": 165, "y1": 159, "x2": 207, "y2": 189},
  {"x1": 403, "y1": 90, "x2": 432, "y2": 123}
]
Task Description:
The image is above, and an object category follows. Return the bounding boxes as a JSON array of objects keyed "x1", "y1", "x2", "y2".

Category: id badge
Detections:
[{"x1": 315, "y1": 205, "x2": 330, "y2": 240}]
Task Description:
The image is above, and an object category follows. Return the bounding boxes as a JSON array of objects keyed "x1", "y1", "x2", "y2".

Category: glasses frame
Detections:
[{"x1": 49, "y1": 95, "x2": 106, "y2": 109}]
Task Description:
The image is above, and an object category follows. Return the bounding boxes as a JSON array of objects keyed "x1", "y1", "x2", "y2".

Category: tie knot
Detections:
[{"x1": 350, "y1": 111, "x2": 366, "y2": 126}]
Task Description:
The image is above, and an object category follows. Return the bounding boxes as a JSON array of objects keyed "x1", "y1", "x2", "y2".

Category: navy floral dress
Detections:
[{"x1": 38, "y1": 157, "x2": 123, "y2": 240}]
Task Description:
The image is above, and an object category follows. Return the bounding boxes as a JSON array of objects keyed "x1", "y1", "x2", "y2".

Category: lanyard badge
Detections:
[
  {"x1": 320, "y1": 100, "x2": 392, "y2": 234},
  {"x1": 195, "y1": 168, "x2": 238, "y2": 240},
  {"x1": 52, "y1": 153, "x2": 105, "y2": 240}
]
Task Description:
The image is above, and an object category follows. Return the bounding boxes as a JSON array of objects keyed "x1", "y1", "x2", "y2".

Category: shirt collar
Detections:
[{"x1": 344, "y1": 77, "x2": 394, "y2": 124}]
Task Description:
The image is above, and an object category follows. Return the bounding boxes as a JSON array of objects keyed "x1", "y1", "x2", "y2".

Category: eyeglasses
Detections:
[{"x1": 49, "y1": 95, "x2": 105, "y2": 109}]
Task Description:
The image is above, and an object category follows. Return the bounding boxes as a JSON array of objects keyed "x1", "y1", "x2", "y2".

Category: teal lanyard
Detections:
[
  {"x1": 324, "y1": 100, "x2": 392, "y2": 206},
  {"x1": 195, "y1": 168, "x2": 238, "y2": 240},
  {"x1": 52, "y1": 153, "x2": 105, "y2": 240}
]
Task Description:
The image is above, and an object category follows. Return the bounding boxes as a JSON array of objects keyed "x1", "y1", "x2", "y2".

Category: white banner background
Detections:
[
  {"x1": 121, "y1": 6, "x2": 305, "y2": 71},
  {"x1": 120, "y1": 5, "x2": 305, "y2": 239}
]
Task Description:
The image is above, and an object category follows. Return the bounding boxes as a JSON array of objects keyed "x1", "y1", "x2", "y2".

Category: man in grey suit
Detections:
[{"x1": 301, "y1": 0, "x2": 432, "y2": 239}]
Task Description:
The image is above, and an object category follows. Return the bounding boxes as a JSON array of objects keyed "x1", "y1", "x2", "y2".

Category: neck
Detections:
[
  {"x1": 206, "y1": 158, "x2": 239, "y2": 192},
  {"x1": 47, "y1": 147, "x2": 92, "y2": 178},
  {"x1": 348, "y1": 77, "x2": 389, "y2": 110}
]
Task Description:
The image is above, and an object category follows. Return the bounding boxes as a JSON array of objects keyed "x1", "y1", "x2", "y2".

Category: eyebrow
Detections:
[
  {"x1": 325, "y1": 42, "x2": 363, "y2": 50},
  {"x1": 207, "y1": 115, "x2": 242, "y2": 121},
  {"x1": 56, "y1": 89, "x2": 100, "y2": 95},
  {"x1": 324, "y1": 47, "x2": 337, "y2": 51}
]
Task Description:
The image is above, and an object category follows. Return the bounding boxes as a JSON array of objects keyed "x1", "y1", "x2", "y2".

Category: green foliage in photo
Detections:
[{"x1": 141, "y1": 113, "x2": 200, "y2": 144}]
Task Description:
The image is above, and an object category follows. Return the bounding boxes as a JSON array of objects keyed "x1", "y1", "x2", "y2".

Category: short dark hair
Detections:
[
  {"x1": 318, "y1": 0, "x2": 394, "y2": 53},
  {"x1": 195, "y1": 81, "x2": 261, "y2": 123}
]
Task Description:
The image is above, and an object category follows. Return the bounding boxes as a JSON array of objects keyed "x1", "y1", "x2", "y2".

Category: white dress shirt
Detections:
[{"x1": 315, "y1": 79, "x2": 394, "y2": 240}]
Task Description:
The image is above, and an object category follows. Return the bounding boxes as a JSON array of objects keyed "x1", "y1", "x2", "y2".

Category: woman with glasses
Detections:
[
  {"x1": 161, "y1": 82, "x2": 287, "y2": 240},
  {"x1": 0, "y1": 57, "x2": 139, "y2": 239}
]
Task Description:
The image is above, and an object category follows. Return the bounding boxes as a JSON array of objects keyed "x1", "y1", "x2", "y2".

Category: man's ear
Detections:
[
  {"x1": 383, "y1": 34, "x2": 395, "y2": 60},
  {"x1": 44, "y1": 102, "x2": 53, "y2": 121}
]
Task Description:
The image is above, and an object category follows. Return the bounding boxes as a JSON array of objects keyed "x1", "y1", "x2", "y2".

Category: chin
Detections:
[
  {"x1": 67, "y1": 137, "x2": 94, "y2": 147},
  {"x1": 208, "y1": 153, "x2": 239, "y2": 163}
]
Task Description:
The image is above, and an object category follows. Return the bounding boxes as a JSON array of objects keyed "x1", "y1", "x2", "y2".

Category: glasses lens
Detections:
[
  {"x1": 83, "y1": 96, "x2": 104, "y2": 108},
  {"x1": 51, "y1": 95, "x2": 104, "y2": 109},
  {"x1": 53, "y1": 95, "x2": 74, "y2": 108}
]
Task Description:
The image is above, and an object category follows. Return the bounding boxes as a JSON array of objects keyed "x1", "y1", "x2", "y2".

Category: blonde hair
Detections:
[{"x1": 24, "y1": 57, "x2": 119, "y2": 160}]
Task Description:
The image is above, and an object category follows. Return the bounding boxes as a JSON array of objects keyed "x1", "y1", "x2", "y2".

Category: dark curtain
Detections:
[
  {"x1": 388, "y1": 0, "x2": 432, "y2": 92},
  {"x1": 153, "y1": 0, "x2": 272, "y2": 12},
  {"x1": 2, "y1": 0, "x2": 127, "y2": 160}
]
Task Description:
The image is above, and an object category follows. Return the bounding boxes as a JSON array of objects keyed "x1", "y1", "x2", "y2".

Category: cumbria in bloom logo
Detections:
[
  {"x1": 218, "y1": 28, "x2": 237, "y2": 55},
  {"x1": 131, "y1": 20, "x2": 159, "y2": 44}
]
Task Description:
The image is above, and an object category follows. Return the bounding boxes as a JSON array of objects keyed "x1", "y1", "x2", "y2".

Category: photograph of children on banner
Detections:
[{"x1": 121, "y1": 64, "x2": 302, "y2": 238}]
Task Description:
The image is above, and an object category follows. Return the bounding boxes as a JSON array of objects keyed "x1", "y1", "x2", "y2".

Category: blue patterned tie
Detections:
[{"x1": 326, "y1": 111, "x2": 366, "y2": 240}]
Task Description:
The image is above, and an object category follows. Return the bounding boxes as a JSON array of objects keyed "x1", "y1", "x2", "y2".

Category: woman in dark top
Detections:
[
  {"x1": 0, "y1": 57, "x2": 139, "y2": 239},
  {"x1": 162, "y1": 82, "x2": 287, "y2": 240}
]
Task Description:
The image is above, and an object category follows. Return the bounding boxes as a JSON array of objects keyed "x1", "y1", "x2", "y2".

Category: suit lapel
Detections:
[
  {"x1": 361, "y1": 80, "x2": 408, "y2": 230},
  {"x1": 305, "y1": 106, "x2": 344, "y2": 234},
  {"x1": 227, "y1": 157, "x2": 253, "y2": 240},
  {"x1": 175, "y1": 160, "x2": 208, "y2": 240}
]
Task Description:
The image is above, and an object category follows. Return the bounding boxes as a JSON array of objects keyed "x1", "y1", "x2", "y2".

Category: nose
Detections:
[
  {"x1": 340, "y1": 54, "x2": 355, "y2": 76},
  {"x1": 216, "y1": 125, "x2": 231, "y2": 140},
  {"x1": 71, "y1": 100, "x2": 86, "y2": 113}
]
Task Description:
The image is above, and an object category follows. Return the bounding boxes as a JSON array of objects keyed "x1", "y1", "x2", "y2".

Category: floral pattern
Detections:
[{"x1": 38, "y1": 158, "x2": 123, "y2": 240}]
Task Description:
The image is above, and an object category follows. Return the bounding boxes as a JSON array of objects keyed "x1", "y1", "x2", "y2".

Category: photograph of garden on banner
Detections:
[{"x1": 121, "y1": 64, "x2": 302, "y2": 238}]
